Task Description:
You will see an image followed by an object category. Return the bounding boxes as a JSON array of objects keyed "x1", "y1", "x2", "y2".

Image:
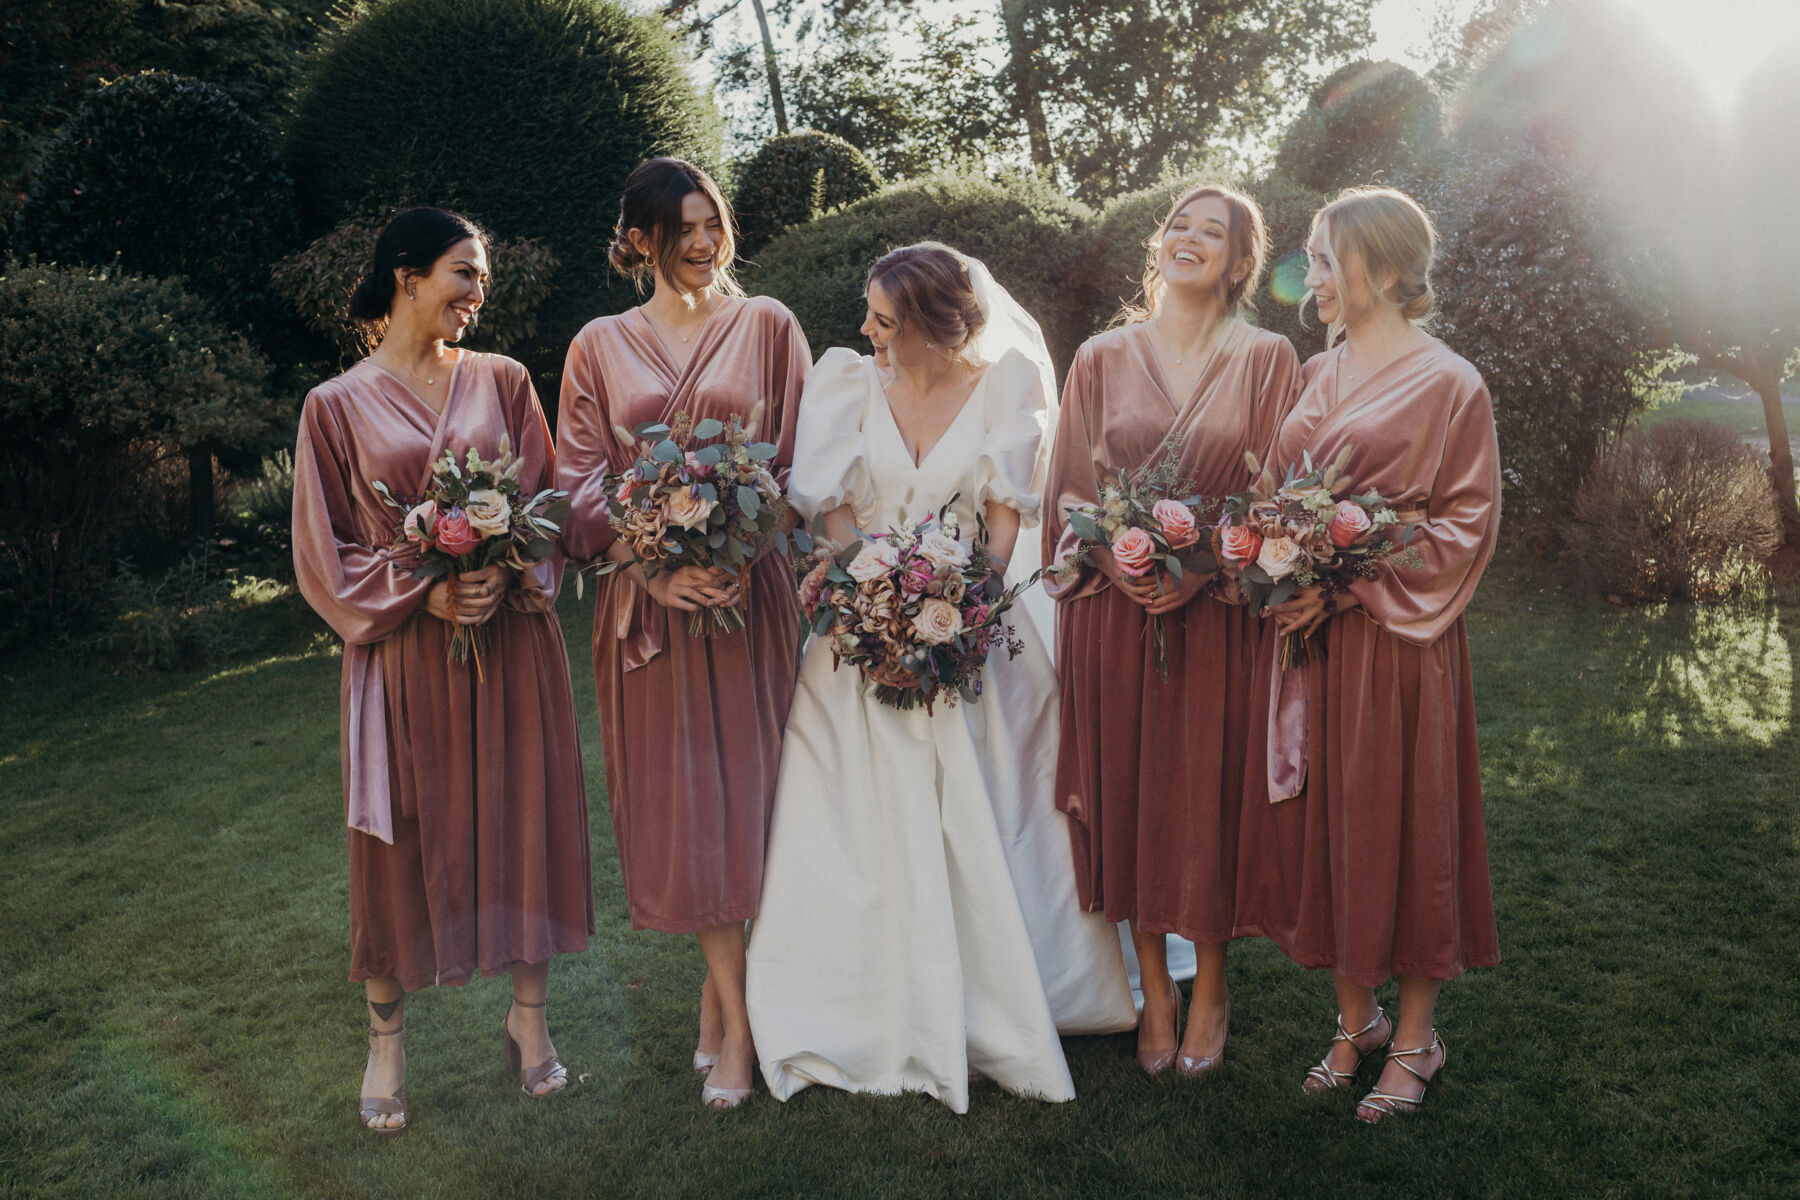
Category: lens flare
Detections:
[{"x1": 1269, "y1": 252, "x2": 1310, "y2": 306}]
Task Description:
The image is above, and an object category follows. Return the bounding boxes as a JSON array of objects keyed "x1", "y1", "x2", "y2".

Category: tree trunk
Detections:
[
  {"x1": 1746, "y1": 362, "x2": 1800, "y2": 539},
  {"x1": 750, "y1": 0, "x2": 788, "y2": 136},
  {"x1": 190, "y1": 447, "x2": 216, "y2": 537},
  {"x1": 999, "y1": 0, "x2": 1053, "y2": 167}
]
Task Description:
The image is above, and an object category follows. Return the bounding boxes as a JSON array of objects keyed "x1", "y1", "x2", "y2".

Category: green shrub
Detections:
[
  {"x1": 288, "y1": 0, "x2": 722, "y2": 375},
  {"x1": 1247, "y1": 170, "x2": 1329, "y2": 363},
  {"x1": 14, "y1": 71, "x2": 300, "y2": 348},
  {"x1": 1568, "y1": 419, "x2": 1779, "y2": 603},
  {"x1": 0, "y1": 264, "x2": 279, "y2": 633},
  {"x1": 733, "y1": 131, "x2": 883, "y2": 253},
  {"x1": 744, "y1": 171, "x2": 1093, "y2": 371},
  {"x1": 271, "y1": 213, "x2": 558, "y2": 356},
  {"x1": 1273, "y1": 60, "x2": 1442, "y2": 195}
]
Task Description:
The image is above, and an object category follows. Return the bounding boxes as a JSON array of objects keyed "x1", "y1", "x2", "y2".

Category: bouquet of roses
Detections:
[
  {"x1": 581, "y1": 409, "x2": 790, "y2": 635},
  {"x1": 373, "y1": 437, "x2": 571, "y2": 674},
  {"x1": 1056, "y1": 435, "x2": 1222, "y2": 680},
  {"x1": 1217, "y1": 445, "x2": 1422, "y2": 668},
  {"x1": 793, "y1": 498, "x2": 1041, "y2": 712}
]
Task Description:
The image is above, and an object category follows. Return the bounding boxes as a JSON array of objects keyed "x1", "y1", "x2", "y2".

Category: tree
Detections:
[{"x1": 1273, "y1": 59, "x2": 1442, "y2": 194}]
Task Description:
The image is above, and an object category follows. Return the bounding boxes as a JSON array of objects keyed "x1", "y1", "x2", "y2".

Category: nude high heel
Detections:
[
  {"x1": 504, "y1": 998, "x2": 568, "y2": 1097},
  {"x1": 1136, "y1": 977, "x2": 1183, "y2": 1076}
]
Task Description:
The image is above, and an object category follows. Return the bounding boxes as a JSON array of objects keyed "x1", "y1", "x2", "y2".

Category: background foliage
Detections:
[{"x1": 731, "y1": 130, "x2": 882, "y2": 253}]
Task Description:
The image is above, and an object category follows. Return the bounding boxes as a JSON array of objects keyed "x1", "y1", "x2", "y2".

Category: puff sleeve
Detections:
[
  {"x1": 788, "y1": 347, "x2": 876, "y2": 521},
  {"x1": 970, "y1": 348, "x2": 1050, "y2": 522}
]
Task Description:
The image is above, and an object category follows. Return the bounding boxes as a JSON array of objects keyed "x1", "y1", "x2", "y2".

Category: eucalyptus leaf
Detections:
[
  {"x1": 1268, "y1": 578, "x2": 1296, "y2": 607},
  {"x1": 1066, "y1": 510, "x2": 1103, "y2": 543},
  {"x1": 746, "y1": 442, "x2": 778, "y2": 460},
  {"x1": 633, "y1": 421, "x2": 671, "y2": 438},
  {"x1": 1162, "y1": 555, "x2": 1183, "y2": 581},
  {"x1": 693, "y1": 417, "x2": 724, "y2": 439},
  {"x1": 793, "y1": 527, "x2": 814, "y2": 554},
  {"x1": 737, "y1": 485, "x2": 761, "y2": 516},
  {"x1": 697, "y1": 483, "x2": 718, "y2": 503},
  {"x1": 834, "y1": 541, "x2": 863, "y2": 571},
  {"x1": 526, "y1": 536, "x2": 554, "y2": 560},
  {"x1": 651, "y1": 439, "x2": 682, "y2": 463}
]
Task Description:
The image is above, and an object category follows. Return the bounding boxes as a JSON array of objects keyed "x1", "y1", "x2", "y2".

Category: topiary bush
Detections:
[
  {"x1": 288, "y1": 0, "x2": 722, "y2": 376},
  {"x1": 1247, "y1": 170, "x2": 1329, "y2": 363},
  {"x1": 271, "y1": 213, "x2": 558, "y2": 358},
  {"x1": 732, "y1": 131, "x2": 882, "y2": 254},
  {"x1": 0, "y1": 264, "x2": 280, "y2": 634},
  {"x1": 744, "y1": 170, "x2": 1093, "y2": 371},
  {"x1": 1273, "y1": 60, "x2": 1442, "y2": 195},
  {"x1": 13, "y1": 71, "x2": 301, "y2": 348},
  {"x1": 1568, "y1": 418, "x2": 1780, "y2": 603}
]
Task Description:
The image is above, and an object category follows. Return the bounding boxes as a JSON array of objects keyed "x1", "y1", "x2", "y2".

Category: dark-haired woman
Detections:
[
  {"x1": 1043, "y1": 184, "x2": 1300, "y2": 1079},
  {"x1": 556, "y1": 158, "x2": 810, "y2": 1110},
  {"x1": 293, "y1": 208, "x2": 594, "y2": 1133}
]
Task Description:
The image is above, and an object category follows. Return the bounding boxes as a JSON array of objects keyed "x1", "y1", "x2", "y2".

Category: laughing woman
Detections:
[
  {"x1": 293, "y1": 207, "x2": 593, "y2": 1135},
  {"x1": 556, "y1": 158, "x2": 810, "y2": 1110},
  {"x1": 1043, "y1": 184, "x2": 1300, "y2": 1078},
  {"x1": 1260, "y1": 187, "x2": 1501, "y2": 1123}
]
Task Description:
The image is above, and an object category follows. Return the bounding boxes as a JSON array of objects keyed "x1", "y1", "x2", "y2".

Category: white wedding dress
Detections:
[{"x1": 745, "y1": 345, "x2": 1136, "y2": 1114}]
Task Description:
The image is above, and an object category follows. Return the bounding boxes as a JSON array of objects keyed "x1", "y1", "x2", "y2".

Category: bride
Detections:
[{"x1": 744, "y1": 243, "x2": 1135, "y2": 1113}]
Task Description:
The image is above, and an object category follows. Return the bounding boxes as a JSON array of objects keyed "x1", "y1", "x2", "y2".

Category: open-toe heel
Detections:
[
  {"x1": 1357, "y1": 1030, "x2": 1447, "y2": 1124},
  {"x1": 504, "y1": 998, "x2": 568, "y2": 1098},
  {"x1": 359, "y1": 1024, "x2": 408, "y2": 1135},
  {"x1": 1301, "y1": 1006, "x2": 1390, "y2": 1093}
]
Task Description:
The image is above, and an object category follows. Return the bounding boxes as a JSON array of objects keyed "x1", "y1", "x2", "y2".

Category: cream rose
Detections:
[
  {"x1": 463, "y1": 488, "x2": 510, "y2": 538},
  {"x1": 847, "y1": 540, "x2": 902, "y2": 583},
  {"x1": 1256, "y1": 535, "x2": 1304, "y2": 580},
  {"x1": 664, "y1": 487, "x2": 717, "y2": 531},
  {"x1": 912, "y1": 597, "x2": 964, "y2": 645},
  {"x1": 918, "y1": 529, "x2": 971, "y2": 570}
]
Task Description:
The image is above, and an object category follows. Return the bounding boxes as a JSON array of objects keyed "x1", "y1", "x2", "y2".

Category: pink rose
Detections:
[
  {"x1": 1327, "y1": 499, "x2": 1373, "y2": 549},
  {"x1": 798, "y1": 561, "x2": 831, "y2": 611},
  {"x1": 899, "y1": 559, "x2": 936, "y2": 598},
  {"x1": 912, "y1": 597, "x2": 964, "y2": 645},
  {"x1": 1153, "y1": 499, "x2": 1199, "y2": 549},
  {"x1": 402, "y1": 499, "x2": 439, "y2": 544},
  {"x1": 1112, "y1": 526, "x2": 1156, "y2": 577},
  {"x1": 433, "y1": 506, "x2": 481, "y2": 556},
  {"x1": 1219, "y1": 522, "x2": 1263, "y2": 565},
  {"x1": 614, "y1": 477, "x2": 636, "y2": 506}
]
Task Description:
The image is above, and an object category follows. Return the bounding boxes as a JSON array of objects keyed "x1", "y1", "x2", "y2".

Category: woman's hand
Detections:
[
  {"x1": 452, "y1": 564, "x2": 509, "y2": 626},
  {"x1": 1270, "y1": 585, "x2": 1360, "y2": 637},
  {"x1": 1090, "y1": 546, "x2": 1161, "y2": 608},
  {"x1": 423, "y1": 580, "x2": 457, "y2": 623},
  {"x1": 646, "y1": 564, "x2": 736, "y2": 612},
  {"x1": 1143, "y1": 567, "x2": 1212, "y2": 616}
]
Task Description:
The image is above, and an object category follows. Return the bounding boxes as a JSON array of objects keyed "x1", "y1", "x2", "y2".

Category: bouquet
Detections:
[
  {"x1": 1056, "y1": 435, "x2": 1222, "y2": 680},
  {"x1": 582, "y1": 410, "x2": 790, "y2": 635},
  {"x1": 793, "y1": 498, "x2": 1040, "y2": 711},
  {"x1": 373, "y1": 437, "x2": 571, "y2": 675},
  {"x1": 1217, "y1": 446, "x2": 1422, "y2": 668}
]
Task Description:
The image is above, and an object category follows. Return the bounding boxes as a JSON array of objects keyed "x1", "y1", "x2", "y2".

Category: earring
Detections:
[{"x1": 407, "y1": 290, "x2": 416, "y2": 301}]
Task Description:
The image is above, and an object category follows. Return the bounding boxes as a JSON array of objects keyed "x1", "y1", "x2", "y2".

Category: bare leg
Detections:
[
  {"x1": 361, "y1": 976, "x2": 406, "y2": 1130},
  {"x1": 1357, "y1": 976, "x2": 1446, "y2": 1119},
  {"x1": 506, "y1": 960, "x2": 566, "y2": 1096},
  {"x1": 697, "y1": 971, "x2": 724, "y2": 1060},
  {"x1": 1178, "y1": 941, "x2": 1229, "y2": 1061},
  {"x1": 1300, "y1": 970, "x2": 1390, "y2": 1092},
  {"x1": 1129, "y1": 923, "x2": 1179, "y2": 1070},
  {"x1": 695, "y1": 923, "x2": 753, "y2": 1095}
]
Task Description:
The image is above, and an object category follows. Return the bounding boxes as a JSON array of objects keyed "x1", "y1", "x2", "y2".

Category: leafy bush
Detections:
[
  {"x1": 84, "y1": 557, "x2": 292, "y2": 672},
  {"x1": 0, "y1": 264, "x2": 279, "y2": 633},
  {"x1": 1273, "y1": 60, "x2": 1442, "y2": 195},
  {"x1": 13, "y1": 71, "x2": 301, "y2": 348},
  {"x1": 271, "y1": 214, "x2": 558, "y2": 356},
  {"x1": 733, "y1": 131, "x2": 882, "y2": 254},
  {"x1": 289, "y1": 0, "x2": 721, "y2": 374},
  {"x1": 1568, "y1": 419, "x2": 1779, "y2": 603},
  {"x1": 1247, "y1": 170, "x2": 1329, "y2": 362},
  {"x1": 744, "y1": 171, "x2": 1093, "y2": 370}
]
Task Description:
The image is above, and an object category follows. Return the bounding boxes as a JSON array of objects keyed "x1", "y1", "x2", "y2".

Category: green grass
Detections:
[
  {"x1": 1637, "y1": 380, "x2": 1800, "y2": 441},
  {"x1": 3, "y1": 560, "x2": 1798, "y2": 1198}
]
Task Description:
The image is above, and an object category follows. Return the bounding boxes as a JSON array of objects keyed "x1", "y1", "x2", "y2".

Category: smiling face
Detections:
[
  {"x1": 1157, "y1": 196, "x2": 1250, "y2": 302},
  {"x1": 402, "y1": 236, "x2": 487, "y2": 342},
  {"x1": 1305, "y1": 219, "x2": 1396, "y2": 333},
  {"x1": 631, "y1": 190, "x2": 725, "y2": 298},
  {"x1": 860, "y1": 278, "x2": 929, "y2": 371}
]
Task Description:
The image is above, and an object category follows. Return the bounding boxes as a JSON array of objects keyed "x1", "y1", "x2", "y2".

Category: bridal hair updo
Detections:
[
  {"x1": 866, "y1": 242, "x2": 986, "y2": 364},
  {"x1": 1121, "y1": 182, "x2": 1268, "y2": 326},
  {"x1": 607, "y1": 157, "x2": 743, "y2": 296},
  {"x1": 347, "y1": 207, "x2": 487, "y2": 325},
  {"x1": 1309, "y1": 186, "x2": 1436, "y2": 345}
]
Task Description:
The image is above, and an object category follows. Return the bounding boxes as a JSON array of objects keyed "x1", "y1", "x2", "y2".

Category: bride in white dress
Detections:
[{"x1": 744, "y1": 243, "x2": 1136, "y2": 1113}]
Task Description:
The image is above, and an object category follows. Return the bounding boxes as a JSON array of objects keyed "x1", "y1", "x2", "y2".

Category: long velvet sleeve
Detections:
[
  {"x1": 292, "y1": 389, "x2": 431, "y2": 645},
  {"x1": 554, "y1": 332, "x2": 620, "y2": 564},
  {"x1": 1041, "y1": 344, "x2": 1107, "y2": 602},
  {"x1": 503, "y1": 363, "x2": 565, "y2": 612},
  {"x1": 1247, "y1": 335, "x2": 1303, "y2": 470},
  {"x1": 762, "y1": 300, "x2": 811, "y2": 491}
]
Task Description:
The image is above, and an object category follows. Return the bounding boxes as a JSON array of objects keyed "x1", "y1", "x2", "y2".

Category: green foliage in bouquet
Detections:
[{"x1": 732, "y1": 131, "x2": 882, "y2": 254}]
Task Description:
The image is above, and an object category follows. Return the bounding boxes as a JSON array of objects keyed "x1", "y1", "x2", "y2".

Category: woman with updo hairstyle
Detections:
[
  {"x1": 555, "y1": 157, "x2": 811, "y2": 1111},
  {"x1": 293, "y1": 207, "x2": 594, "y2": 1134},
  {"x1": 1253, "y1": 186, "x2": 1500, "y2": 1123},
  {"x1": 743, "y1": 241, "x2": 1136, "y2": 1113},
  {"x1": 1041, "y1": 183, "x2": 1301, "y2": 1080}
]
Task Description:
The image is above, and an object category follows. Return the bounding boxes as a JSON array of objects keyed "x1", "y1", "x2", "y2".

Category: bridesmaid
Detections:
[
  {"x1": 1043, "y1": 184, "x2": 1299, "y2": 1077},
  {"x1": 293, "y1": 207, "x2": 594, "y2": 1134},
  {"x1": 1261, "y1": 187, "x2": 1500, "y2": 1123},
  {"x1": 556, "y1": 157, "x2": 810, "y2": 1110}
]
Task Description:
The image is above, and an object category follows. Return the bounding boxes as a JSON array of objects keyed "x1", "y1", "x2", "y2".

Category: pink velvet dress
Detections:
[
  {"x1": 293, "y1": 352, "x2": 594, "y2": 992},
  {"x1": 1241, "y1": 337, "x2": 1502, "y2": 986},
  {"x1": 556, "y1": 296, "x2": 809, "y2": 932},
  {"x1": 1042, "y1": 319, "x2": 1299, "y2": 944}
]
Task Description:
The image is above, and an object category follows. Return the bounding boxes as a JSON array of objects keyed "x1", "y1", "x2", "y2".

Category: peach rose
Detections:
[
  {"x1": 1255, "y1": 535, "x2": 1304, "y2": 580},
  {"x1": 464, "y1": 487, "x2": 510, "y2": 538},
  {"x1": 664, "y1": 487, "x2": 717, "y2": 531},
  {"x1": 1111, "y1": 526, "x2": 1156, "y2": 576},
  {"x1": 433, "y1": 506, "x2": 481, "y2": 556},
  {"x1": 912, "y1": 597, "x2": 964, "y2": 645},
  {"x1": 1153, "y1": 499, "x2": 1199, "y2": 549},
  {"x1": 402, "y1": 499, "x2": 439, "y2": 544},
  {"x1": 1219, "y1": 522, "x2": 1263, "y2": 564},
  {"x1": 798, "y1": 561, "x2": 831, "y2": 610},
  {"x1": 848, "y1": 540, "x2": 902, "y2": 583},
  {"x1": 918, "y1": 529, "x2": 971, "y2": 570},
  {"x1": 1327, "y1": 499, "x2": 1372, "y2": 549}
]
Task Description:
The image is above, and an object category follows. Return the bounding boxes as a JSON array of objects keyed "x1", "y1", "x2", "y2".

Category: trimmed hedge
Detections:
[
  {"x1": 1273, "y1": 60, "x2": 1442, "y2": 195},
  {"x1": 744, "y1": 171, "x2": 1093, "y2": 371},
  {"x1": 288, "y1": 0, "x2": 722, "y2": 375},
  {"x1": 733, "y1": 131, "x2": 883, "y2": 253}
]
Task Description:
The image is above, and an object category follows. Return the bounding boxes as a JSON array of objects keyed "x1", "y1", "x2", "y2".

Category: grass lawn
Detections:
[
  {"x1": 3, "y1": 553, "x2": 1798, "y2": 1198},
  {"x1": 1637, "y1": 375, "x2": 1800, "y2": 442}
]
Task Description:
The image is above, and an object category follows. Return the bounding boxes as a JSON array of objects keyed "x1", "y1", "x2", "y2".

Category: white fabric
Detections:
[{"x1": 748, "y1": 348, "x2": 1136, "y2": 1114}]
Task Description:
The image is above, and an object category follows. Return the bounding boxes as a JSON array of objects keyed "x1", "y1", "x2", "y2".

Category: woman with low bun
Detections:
[
  {"x1": 293, "y1": 207, "x2": 594, "y2": 1134},
  {"x1": 555, "y1": 158, "x2": 810, "y2": 1110},
  {"x1": 1256, "y1": 186, "x2": 1500, "y2": 1123}
]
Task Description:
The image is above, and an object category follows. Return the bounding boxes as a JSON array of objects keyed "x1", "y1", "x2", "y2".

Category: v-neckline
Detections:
[
  {"x1": 1137, "y1": 320, "x2": 1232, "y2": 415},
  {"x1": 1329, "y1": 338, "x2": 1434, "y2": 410},
  {"x1": 365, "y1": 350, "x2": 463, "y2": 419},
  {"x1": 634, "y1": 296, "x2": 733, "y2": 380},
  {"x1": 879, "y1": 362, "x2": 990, "y2": 471}
]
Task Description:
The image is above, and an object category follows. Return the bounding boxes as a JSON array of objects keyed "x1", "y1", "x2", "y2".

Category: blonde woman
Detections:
[
  {"x1": 1042, "y1": 185, "x2": 1300, "y2": 1077},
  {"x1": 1258, "y1": 187, "x2": 1501, "y2": 1122}
]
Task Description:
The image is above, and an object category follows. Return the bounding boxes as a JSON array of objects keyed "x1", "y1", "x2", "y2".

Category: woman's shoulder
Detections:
[
  {"x1": 1420, "y1": 337, "x2": 1487, "y2": 396},
  {"x1": 457, "y1": 348, "x2": 528, "y2": 384},
  {"x1": 734, "y1": 292, "x2": 801, "y2": 329},
  {"x1": 800, "y1": 347, "x2": 877, "y2": 417},
  {"x1": 1076, "y1": 323, "x2": 1141, "y2": 363}
]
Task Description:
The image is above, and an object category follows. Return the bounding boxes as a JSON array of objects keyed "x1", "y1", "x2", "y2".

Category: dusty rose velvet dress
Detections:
[
  {"x1": 293, "y1": 352, "x2": 594, "y2": 992},
  {"x1": 1043, "y1": 320, "x2": 1299, "y2": 943},
  {"x1": 1241, "y1": 338, "x2": 1502, "y2": 986},
  {"x1": 557, "y1": 296, "x2": 808, "y2": 932}
]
